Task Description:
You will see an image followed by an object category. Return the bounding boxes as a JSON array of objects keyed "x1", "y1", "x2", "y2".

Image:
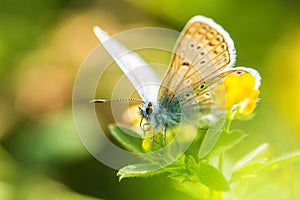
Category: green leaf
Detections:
[
  {"x1": 196, "y1": 162, "x2": 229, "y2": 191},
  {"x1": 231, "y1": 161, "x2": 266, "y2": 182},
  {"x1": 173, "y1": 181, "x2": 216, "y2": 200},
  {"x1": 258, "y1": 151, "x2": 300, "y2": 174},
  {"x1": 109, "y1": 125, "x2": 144, "y2": 153},
  {"x1": 231, "y1": 151, "x2": 300, "y2": 183},
  {"x1": 166, "y1": 155, "x2": 198, "y2": 182},
  {"x1": 211, "y1": 129, "x2": 247, "y2": 154},
  {"x1": 233, "y1": 143, "x2": 270, "y2": 170},
  {"x1": 198, "y1": 118, "x2": 225, "y2": 158},
  {"x1": 117, "y1": 164, "x2": 167, "y2": 181}
]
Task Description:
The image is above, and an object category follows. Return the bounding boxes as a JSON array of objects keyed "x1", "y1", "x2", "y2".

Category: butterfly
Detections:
[{"x1": 90, "y1": 15, "x2": 260, "y2": 143}]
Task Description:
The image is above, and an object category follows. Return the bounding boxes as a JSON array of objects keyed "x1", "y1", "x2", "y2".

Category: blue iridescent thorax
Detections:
[{"x1": 139, "y1": 95, "x2": 182, "y2": 133}]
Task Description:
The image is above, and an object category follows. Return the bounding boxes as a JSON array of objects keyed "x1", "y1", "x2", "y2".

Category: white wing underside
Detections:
[{"x1": 93, "y1": 26, "x2": 160, "y2": 103}]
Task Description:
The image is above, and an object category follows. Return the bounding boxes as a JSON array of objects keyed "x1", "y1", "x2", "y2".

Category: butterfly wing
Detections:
[
  {"x1": 174, "y1": 67, "x2": 260, "y2": 127},
  {"x1": 93, "y1": 26, "x2": 160, "y2": 103},
  {"x1": 158, "y1": 15, "x2": 236, "y2": 100},
  {"x1": 157, "y1": 16, "x2": 237, "y2": 126}
]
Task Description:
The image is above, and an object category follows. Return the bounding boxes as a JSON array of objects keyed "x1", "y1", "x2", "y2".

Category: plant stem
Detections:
[
  {"x1": 218, "y1": 151, "x2": 224, "y2": 172},
  {"x1": 188, "y1": 128, "x2": 208, "y2": 158},
  {"x1": 224, "y1": 111, "x2": 233, "y2": 132}
]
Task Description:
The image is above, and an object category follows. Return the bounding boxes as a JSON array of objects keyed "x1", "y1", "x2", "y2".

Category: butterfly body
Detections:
[
  {"x1": 140, "y1": 86, "x2": 203, "y2": 139},
  {"x1": 140, "y1": 96, "x2": 182, "y2": 135}
]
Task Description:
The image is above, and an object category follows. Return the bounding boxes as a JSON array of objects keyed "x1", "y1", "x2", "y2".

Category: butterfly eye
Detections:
[
  {"x1": 146, "y1": 102, "x2": 153, "y2": 115},
  {"x1": 146, "y1": 107, "x2": 152, "y2": 115}
]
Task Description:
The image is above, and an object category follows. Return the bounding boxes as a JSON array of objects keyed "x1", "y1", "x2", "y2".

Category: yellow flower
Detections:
[
  {"x1": 142, "y1": 138, "x2": 153, "y2": 152},
  {"x1": 215, "y1": 67, "x2": 261, "y2": 116},
  {"x1": 236, "y1": 90, "x2": 260, "y2": 116}
]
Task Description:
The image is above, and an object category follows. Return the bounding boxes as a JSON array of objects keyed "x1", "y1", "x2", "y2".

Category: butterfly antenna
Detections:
[{"x1": 89, "y1": 98, "x2": 144, "y2": 104}]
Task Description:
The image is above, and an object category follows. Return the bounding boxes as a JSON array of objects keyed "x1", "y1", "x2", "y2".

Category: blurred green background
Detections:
[{"x1": 1, "y1": 0, "x2": 300, "y2": 199}]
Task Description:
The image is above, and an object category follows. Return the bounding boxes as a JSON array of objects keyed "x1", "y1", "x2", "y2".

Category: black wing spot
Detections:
[
  {"x1": 199, "y1": 83, "x2": 206, "y2": 90},
  {"x1": 236, "y1": 70, "x2": 244, "y2": 75},
  {"x1": 216, "y1": 35, "x2": 223, "y2": 42},
  {"x1": 182, "y1": 61, "x2": 190, "y2": 66},
  {"x1": 185, "y1": 93, "x2": 192, "y2": 98},
  {"x1": 185, "y1": 79, "x2": 191, "y2": 84}
]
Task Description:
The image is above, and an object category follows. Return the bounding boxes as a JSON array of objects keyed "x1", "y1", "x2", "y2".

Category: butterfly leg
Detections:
[
  {"x1": 141, "y1": 127, "x2": 145, "y2": 139},
  {"x1": 140, "y1": 117, "x2": 145, "y2": 139},
  {"x1": 141, "y1": 122, "x2": 151, "y2": 140}
]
